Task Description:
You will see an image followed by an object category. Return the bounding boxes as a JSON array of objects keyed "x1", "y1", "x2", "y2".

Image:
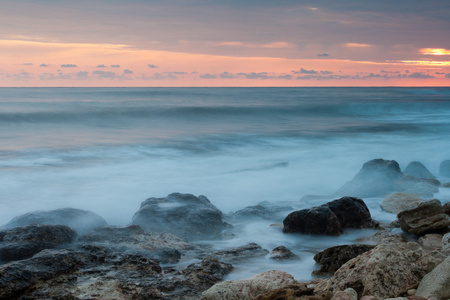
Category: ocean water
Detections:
[{"x1": 1, "y1": 87, "x2": 450, "y2": 280}]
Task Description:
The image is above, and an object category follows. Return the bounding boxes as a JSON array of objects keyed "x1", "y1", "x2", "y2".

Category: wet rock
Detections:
[
  {"x1": 416, "y1": 255, "x2": 450, "y2": 300},
  {"x1": 0, "y1": 224, "x2": 76, "y2": 262},
  {"x1": 418, "y1": 233, "x2": 443, "y2": 249},
  {"x1": 397, "y1": 199, "x2": 450, "y2": 235},
  {"x1": 201, "y1": 270, "x2": 298, "y2": 300},
  {"x1": 253, "y1": 282, "x2": 332, "y2": 300},
  {"x1": 131, "y1": 193, "x2": 228, "y2": 240},
  {"x1": 312, "y1": 244, "x2": 375, "y2": 276},
  {"x1": 380, "y1": 193, "x2": 425, "y2": 214},
  {"x1": 314, "y1": 242, "x2": 435, "y2": 299},
  {"x1": 283, "y1": 197, "x2": 378, "y2": 236},
  {"x1": 270, "y1": 245, "x2": 299, "y2": 261},
  {"x1": 334, "y1": 159, "x2": 403, "y2": 198},
  {"x1": 439, "y1": 160, "x2": 450, "y2": 177},
  {"x1": 212, "y1": 242, "x2": 269, "y2": 263},
  {"x1": 182, "y1": 257, "x2": 234, "y2": 292},
  {"x1": 0, "y1": 249, "x2": 80, "y2": 299},
  {"x1": 403, "y1": 161, "x2": 435, "y2": 179},
  {"x1": 229, "y1": 201, "x2": 294, "y2": 220},
  {"x1": 4, "y1": 208, "x2": 107, "y2": 235}
]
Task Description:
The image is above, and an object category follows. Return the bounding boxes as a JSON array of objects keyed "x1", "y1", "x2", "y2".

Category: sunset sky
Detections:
[{"x1": 1, "y1": 0, "x2": 450, "y2": 87}]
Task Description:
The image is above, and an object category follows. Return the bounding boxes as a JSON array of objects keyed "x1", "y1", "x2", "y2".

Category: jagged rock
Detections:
[
  {"x1": 3, "y1": 208, "x2": 107, "y2": 235},
  {"x1": 131, "y1": 193, "x2": 228, "y2": 240},
  {"x1": 334, "y1": 159, "x2": 403, "y2": 198},
  {"x1": 229, "y1": 201, "x2": 293, "y2": 220},
  {"x1": 0, "y1": 249, "x2": 80, "y2": 299},
  {"x1": 397, "y1": 199, "x2": 450, "y2": 235},
  {"x1": 270, "y1": 246, "x2": 299, "y2": 261},
  {"x1": 416, "y1": 255, "x2": 450, "y2": 300},
  {"x1": 283, "y1": 197, "x2": 378, "y2": 236},
  {"x1": 212, "y1": 242, "x2": 269, "y2": 263},
  {"x1": 440, "y1": 160, "x2": 450, "y2": 177},
  {"x1": 201, "y1": 270, "x2": 298, "y2": 300},
  {"x1": 253, "y1": 282, "x2": 332, "y2": 300},
  {"x1": 403, "y1": 161, "x2": 435, "y2": 179},
  {"x1": 0, "y1": 224, "x2": 76, "y2": 262},
  {"x1": 418, "y1": 233, "x2": 443, "y2": 249},
  {"x1": 312, "y1": 244, "x2": 375, "y2": 276},
  {"x1": 380, "y1": 193, "x2": 425, "y2": 214},
  {"x1": 314, "y1": 242, "x2": 438, "y2": 299}
]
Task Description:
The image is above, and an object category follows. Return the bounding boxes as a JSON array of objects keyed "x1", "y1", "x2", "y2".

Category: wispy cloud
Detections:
[
  {"x1": 61, "y1": 64, "x2": 77, "y2": 68},
  {"x1": 148, "y1": 64, "x2": 158, "y2": 68},
  {"x1": 420, "y1": 48, "x2": 450, "y2": 56},
  {"x1": 111, "y1": 65, "x2": 120, "y2": 68}
]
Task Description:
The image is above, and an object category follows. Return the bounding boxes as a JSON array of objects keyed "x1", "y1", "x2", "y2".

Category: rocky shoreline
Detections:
[{"x1": 1, "y1": 158, "x2": 450, "y2": 299}]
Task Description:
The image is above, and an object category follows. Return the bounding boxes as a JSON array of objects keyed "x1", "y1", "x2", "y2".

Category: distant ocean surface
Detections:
[{"x1": 1, "y1": 87, "x2": 450, "y2": 280}]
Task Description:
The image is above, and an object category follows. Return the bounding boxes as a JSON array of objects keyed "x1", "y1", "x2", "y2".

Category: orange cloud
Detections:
[
  {"x1": 420, "y1": 48, "x2": 450, "y2": 55},
  {"x1": 345, "y1": 43, "x2": 374, "y2": 48}
]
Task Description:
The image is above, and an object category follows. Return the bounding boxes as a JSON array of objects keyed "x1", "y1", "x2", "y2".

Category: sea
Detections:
[{"x1": 1, "y1": 87, "x2": 450, "y2": 280}]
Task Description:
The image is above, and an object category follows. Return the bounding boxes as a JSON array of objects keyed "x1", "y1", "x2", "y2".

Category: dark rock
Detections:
[
  {"x1": 182, "y1": 257, "x2": 233, "y2": 291},
  {"x1": 397, "y1": 199, "x2": 450, "y2": 235},
  {"x1": 312, "y1": 244, "x2": 375, "y2": 276},
  {"x1": 270, "y1": 246, "x2": 299, "y2": 261},
  {"x1": 403, "y1": 161, "x2": 435, "y2": 179},
  {"x1": 0, "y1": 224, "x2": 76, "y2": 262},
  {"x1": 440, "y1": 160, "x2": 450, "y2": 177},
  {"x1": 212, "y1": 242, "x2": 269, "y2": 263},
  {"x1": 131, "y1": 193, "x2": 227, "y2": 240},
  {"x1": 444, "y1": 202, "x2": 450, "y2": 216},
  {"x1": 0, "y1": 249, "x2": 80, "y2": 299},
  {"x1": 283, "y1": 197, "x2": 378, "y2": 236},
  {"x1": 229, "y1": 201, "x2": 294, "y2": 220},
  {"x1": 4, "y1": 208, "x2": 107, "y2": 235},
  {"x1": 334, "y1": 159, "x2": 403, "y2": 198}
]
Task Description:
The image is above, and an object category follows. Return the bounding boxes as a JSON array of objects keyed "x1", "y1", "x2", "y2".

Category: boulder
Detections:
[
  {"x1": 334, "y1": 159, "x2": 403, "y2": 198},
  {"x1": 131, "y1": 193, "x2": 228, "y2": 240},
  {"x1": 444, "y1": 202, "x2": 450, "y2": 216},
  {"x1": 253, "y1": 282, "x2": 332, "y2": 300},
  {"x1": 0, "y1": 224, "x2": 76, "y2": 262},
  {"x1": 416, "y1": 255, "x2": 450, "y2": 300},
  {"x1": 380, "y1": 193, "x2": 424, "y2": 214},
  {"x1": 270, "y1": 246, "x2": 299, "y2": 261},
  {"x1": 182, "y1": 257, "x2": 234, "y2": 292},
  {"x1": 312, "y1": 244, "x2": 375, "y2": 276},
  {"x1": 212, "y1": 243, "x2": 269, "y2": 263},
  {"x1": 403, "y1": 161, "x2": 435, "y2": 179},
  {"x1": 314, "y1": 242, "x2": 433, "y2": 299},
  {"x1": 4, "y1": 208, "x2": 107, "y2": 235},
  {"x1": 283, "y1": 197, "x2": 378, "y2": 236},
  {"x1": 330, "y1": 288, "x2": 358, "y2": 300},
  {"x1": 417, "y1": 233, "x2": 443, "y2": 249},
  {"x1": 229, "y1": 201, "x2": 293, "y2": 220},
  {"x1": 439, "y1": 160, "x2": 450, "y2": 177},
  {"x1": 201, "y1": 270, "x2": 298, "y2": 300},
  {"x1": 397, "y1": 199, "x2": 450, "y2": 235}
]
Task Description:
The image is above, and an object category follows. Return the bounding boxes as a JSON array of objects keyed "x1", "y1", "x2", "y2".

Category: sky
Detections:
[{"x1": 1, "y1": 0, "x2": 450, "y2": 87}]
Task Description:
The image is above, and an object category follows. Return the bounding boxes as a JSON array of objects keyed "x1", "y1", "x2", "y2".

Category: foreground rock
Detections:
[
  {"x1": 403, "y1": 161, "x2": 435, "y2": 179},
  {"x1": 131, "y1": 193, "x2": 228, "y2": 240},
  {"x1": 3, "y1": 208, "x2": 107, "y2": 235},
  {"x1": 380, "y1": 193, "x2": 425, "y2": 214},
  {"x1": 312, "y1": 244, "x2": 375, "y2": 276},
  {"x1": 0, "y1": 224, "x2": 76, "y2": 262},
  {"x1": 314, "y1": 242, "x2": 443, "y2": 299},
  {"x1": 283, "y1": 197, "x2": 378, "y2": 236},
  {"x1": 416, "y1": 255, "x2": 450, "y2": 300},
  {"x1": 254, "y1": 281, "x2": 332, "y2": 300},
  {"x1": 335, "y1": 158, "x2": 439, "y2": 198},
  {"x1": 397, "y1": 199, "x2": 450, "y2": 235},
  {"x1": 201, "y1": 270, "x2": 298, "y2": 300}
]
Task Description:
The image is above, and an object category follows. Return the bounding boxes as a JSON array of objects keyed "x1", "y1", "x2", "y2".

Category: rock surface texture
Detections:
[
  {"x1": 416, "y1": 255, "x2": 450, "y2": 300},
  {"x1": 201, "y1": 270, "x2": 298, "y2": 300},
  {"x1": 3, "y1": 208, "x2": 107, "y2": 235},
  {"x1": 131, "y1": 193, "x2": 228, "y2": 240},
  {"x1": 283, "y1": 197, "x2": 378, "y2": 236},
  {"x1": 380, "y1": 193, "x2": 424, "y2": 214},
  {"x1": 397, "y1": 199, "x2": 450, "y2": 235}
]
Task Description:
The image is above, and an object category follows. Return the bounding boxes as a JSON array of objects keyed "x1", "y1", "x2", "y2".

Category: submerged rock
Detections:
[
  {"x1": 229, "y1": 201, "x2": 294, "y2": 220},
  {"x1": 283, "y1": 197, "x2": 378, "y2": 236},
  {"x1": 395, "y1": 175, "x2": 439, "y2": 198},
  {"x1": 201, "y1": 270, "x2": 298, "y2": 300},
  {"x1": 4, "y1": 208, "x2": 107, "y2": 235},
  {"x1": 380, "y1": 193, "x2": 425, "y2": 214},
  {"x1": 439, "y1": 160, "x2": 450, "y2": 177},
  {"x1": 270, "y1": 245, "x2": 299, "y2": 261},
  {"x1": 397, "y1": 199, "x2": 450, "y2": 235},
  {"x1": 212, "y1": 242, "x2": 269, "y2": 263},
  {"x1": 0, "y1": 224, "x2": 76, "y2": 262},
  {"x1": 403, "y1": 161, "x2": 435, "y2": 179},
  {"x1": 131, "y1": 193, "x2": 228, "y2": 240},
  {"x1": 312, "y1": 244, "x2": 375, "y2": 276},
  {"x1": 334, "y1": 159, "x2": 403, "y2": 198}
]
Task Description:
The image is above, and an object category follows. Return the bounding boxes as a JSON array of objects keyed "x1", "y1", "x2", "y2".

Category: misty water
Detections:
[{"x1": 1, "y1": 87, "x2": 450, "y2": 281}]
